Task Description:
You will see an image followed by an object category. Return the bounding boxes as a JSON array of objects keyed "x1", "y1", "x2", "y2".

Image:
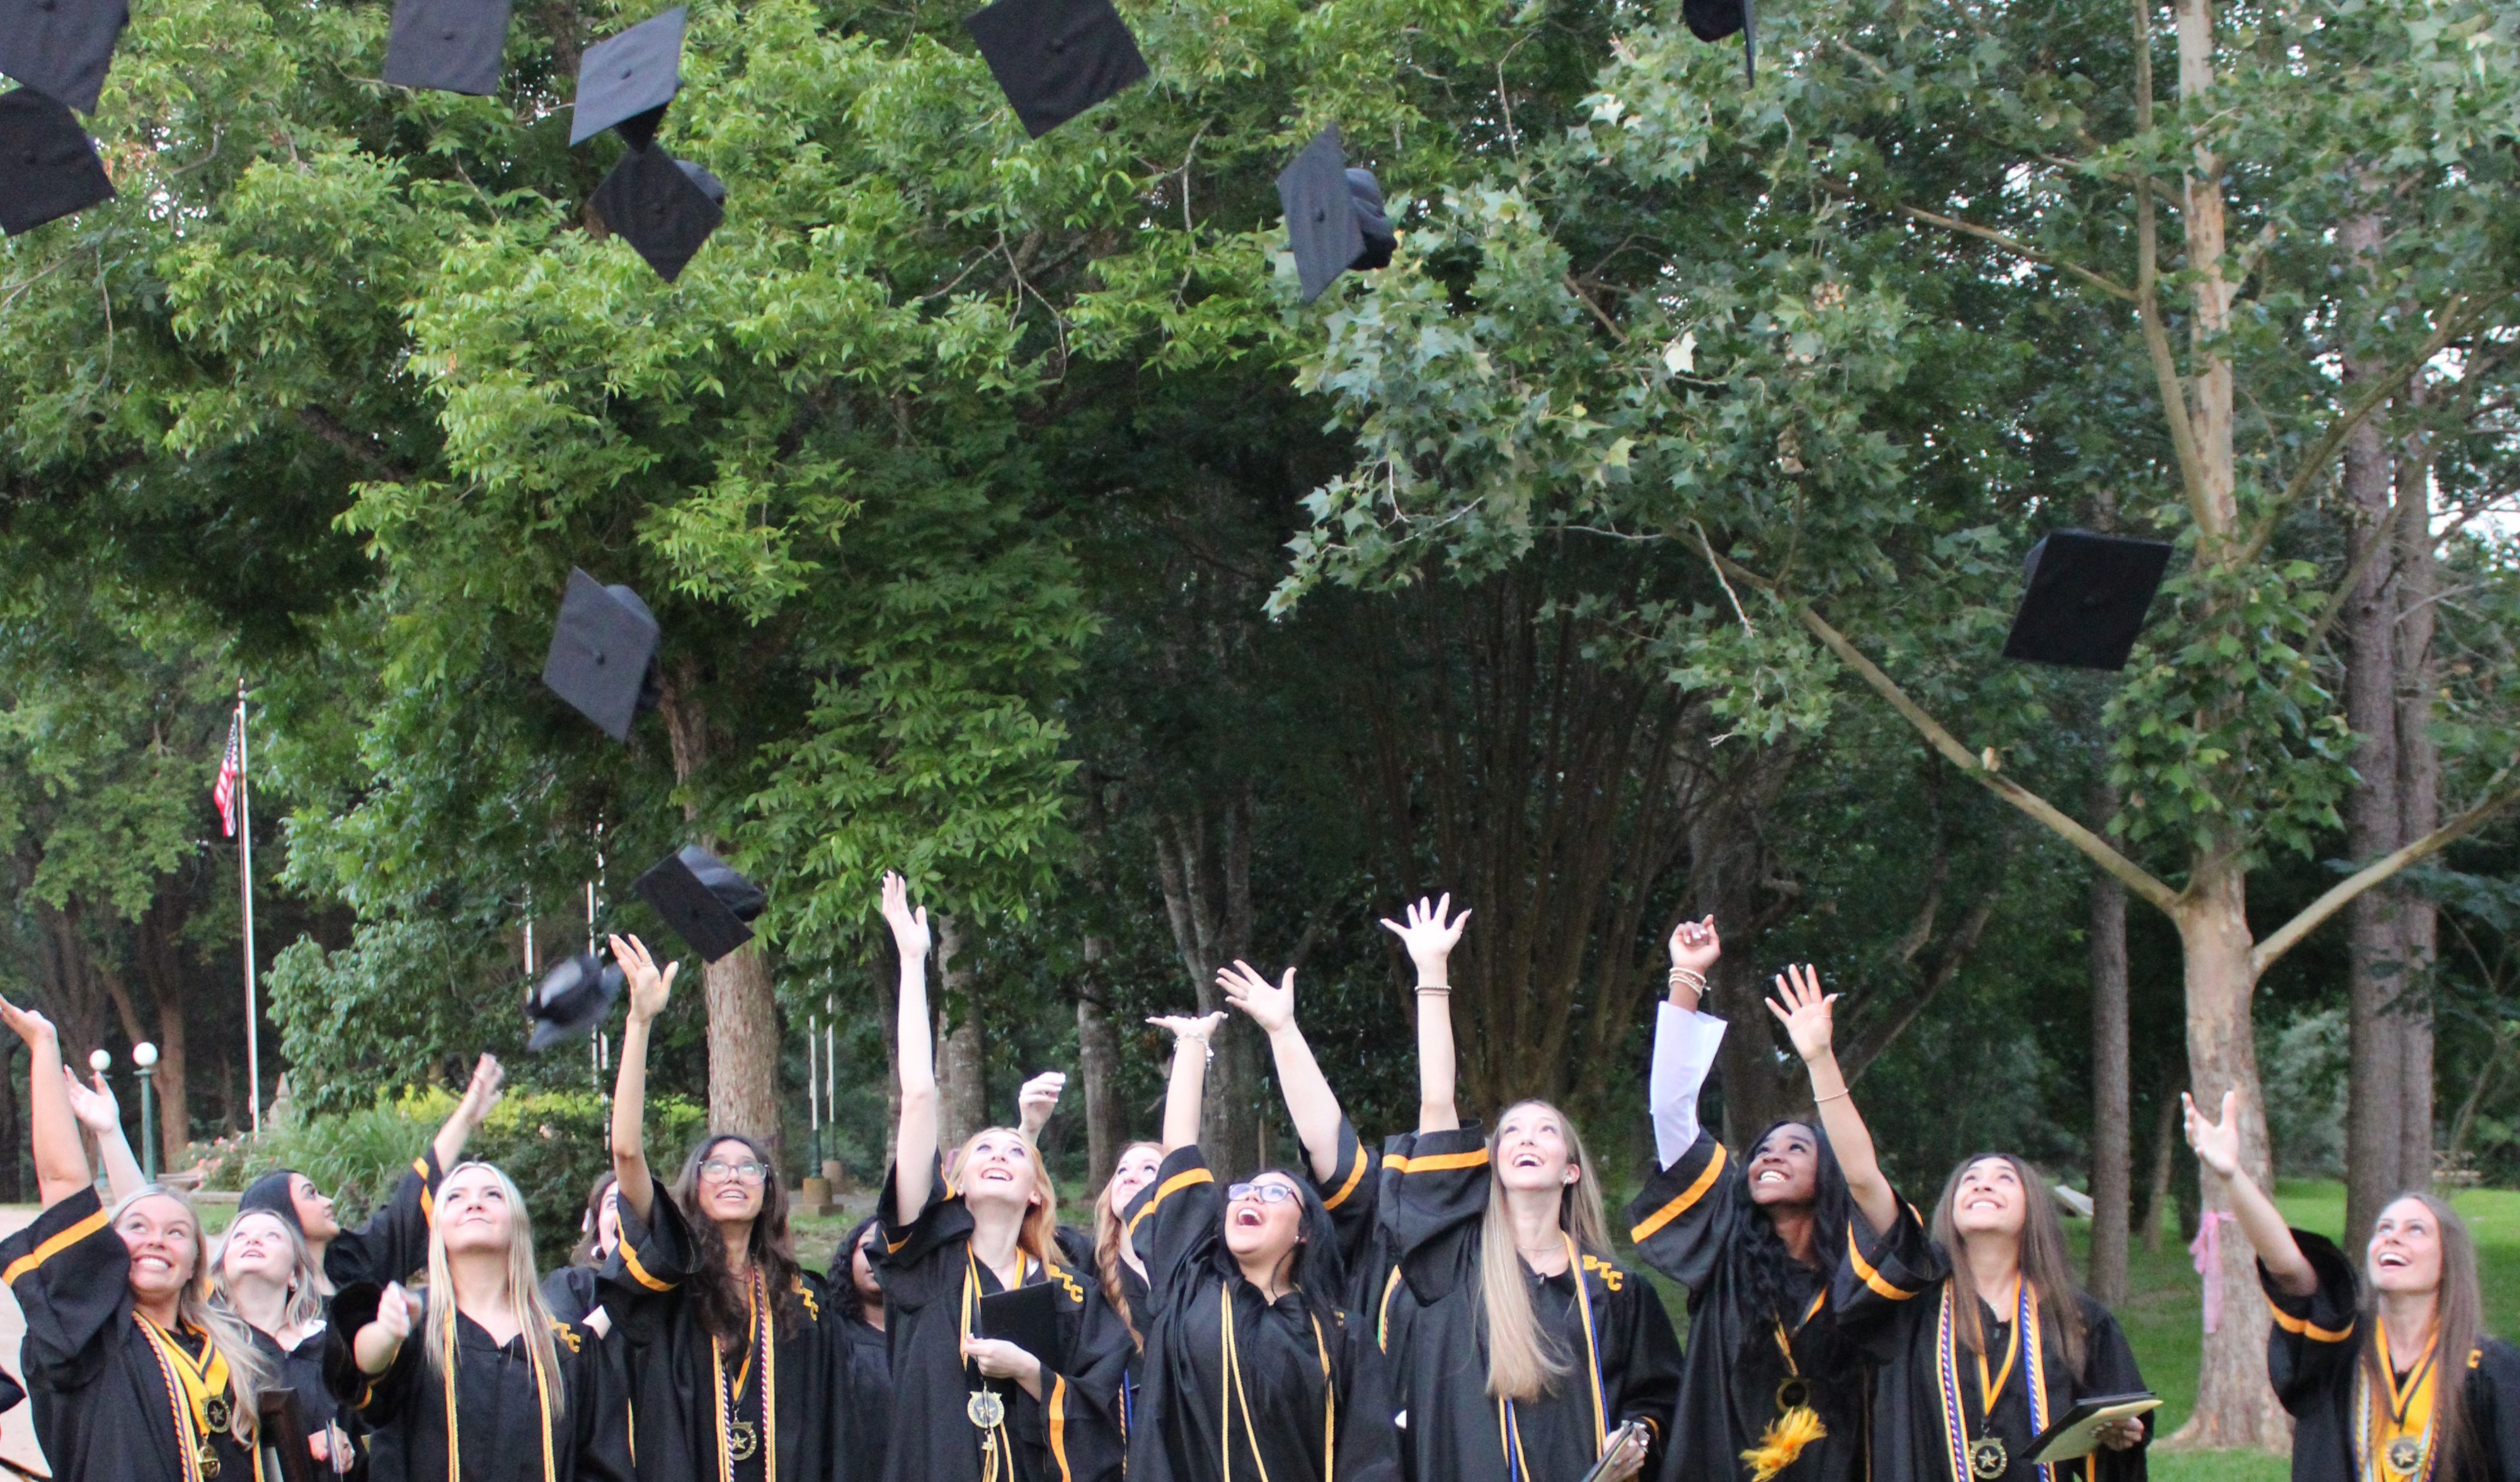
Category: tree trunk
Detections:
[
  {"x1": 139, "y1": 898, "x2": 193, "y2": 1173},
  {"x1": 1077, "y1": 934, "x2": 1125, "y2": 1190},
  {"x1": 936, "y1": 915, "x2": 988, "y2": 1151},
  {"x1": 2139, "y1": 1090, "x2": 2180, "y2": 1255},
  {"x1": 2394, "y1": 392, "x2": 2440, "y2": 1192},
  {"x1": 2167, "y1": 856, "x2": 2291, "y2": 1450},
  {"x1": 1152, "y1": 795, "x2": 1259, "y2": 1179},
  {"x1": 2088, "y1": 781, "x2": 2132, "y2": 1307},
  {"x1": 1690, "y1": 776, "x2": 1795, "y2": 1139},
  {"x1": 0, "y1": 1042, "x2": 20, "y2": 1202},
  {"x1": 2340, "y1": 285, "x2": 2407, "y2": 1244}
]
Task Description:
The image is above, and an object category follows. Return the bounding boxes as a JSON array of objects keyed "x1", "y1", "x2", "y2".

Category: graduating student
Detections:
[
  {"x1": 600, "y1": 933, "x2": 853, "y2": 1482},
  {"x1": 2187, "y1": 1090, "x2": 2520, "y2": 1482},
  {"x1": 0, "y1": 996, "x2": 277, "y2": 1481},
  {"x1": 219, "y1": 1207, "x2": 360, "y2": 1476},
  {"x1": 1118, "y1": 1006, "x2": 1399, "y2": 1482},
  {"x1": 835, "y1": 1216, "x2": 897, "y2": 1482},
  {"x1": 1624, "y1": 945, "x2": 1883, "y2": 1482},
  {"x1": 1008, "y1": 1070, "x2": 1162, "y2": 1445},
  {"x1": 876, "y1": 871, "x2": 1126, "y2": 1482},
  {"x1": 1348, "y1": 895, "x2": 1681, "y2": 1482},
  {"x1": 328, "y1": 1161, "x2": 628, "y2": 1482},
  {"x1": 239, "y1": 1053, "x2": 505, "y2": 1291},
  {"x1": 541, "y1": 1173, "x2": 621, "y2": 1327}
]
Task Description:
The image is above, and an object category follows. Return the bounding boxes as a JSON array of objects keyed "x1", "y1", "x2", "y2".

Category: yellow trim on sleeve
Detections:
[
  {"x1": 1049, "y1": 1374, "x2": 1073, "y2": 1481},
  {"x1": 1, "y1": 1208, "x2": 108, "y2": 1287},
  {"x1": 1322, "y1": 1146, "x2": 1370, "y2": 1212},
  {"x1": 1629, "y1": 1143, "x2": 1726, "y2": 1244},
  {"x1": 1126, "y1": 1167, "x2": 1216, "y2": 1239},
  {"x1": 2267, "y1": 1301, "x2": 2354, "y2": 1343},
  {"x1": 1385, "y1": 1148, "x2": 1490, "y2": 1175},
  {"x1": 414, "y1": 1158, "x2": 435, "y2": 1227},
  {"x1": 619, "y1": 1241, "x2": 674, "y2": 1293},
  {"x1": 1845, "y1": 1224, "x2": 1923, "y2": 1302},
  {"x1": 1377, "y1": 1266, "x2": 1402, "y2": 1354}
]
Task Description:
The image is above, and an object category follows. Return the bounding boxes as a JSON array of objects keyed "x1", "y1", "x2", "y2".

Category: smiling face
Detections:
[
  {"x1": 290, "y1": 1175, "x2": 341, "y2": 1243},
  {"x1": 696, "y1": 1139, "x2": 769, "y2": 1226},
  {"x1": 437, "y1": 1164, "x2": 518, "y2": 1255},
  {"x1": 1222, "y1": 1173, "x2": 1307, "y2": 1270},
  {"x1": 1950, "y1": 1156, "x2": 2029, "y2": 1239},
  {"x1": 1106, "y1": 1144, "x2": 1163, "y2": 1215},
  {"x1": 2369, "y1": 1196, "x2": 2446, "y2": 1296},
  {"x1": 1748, "y1": 1122, "x2": 1821, "y2": 1207},
  {"x1": 958, "y1": 1129, "x2": 1043, "y2": 1217},
  {"x1": 1494, "y1": 1102, "x2": 1581, "y2": 1195},
  {"x1": 850, "y1": 1224, "x2": 883, "y2": 1304},
  {"x1": 117, "y1": 1193, "x2": 201, "y2": 1304},
  {"x1": 220, "y1": 1209, "x2": 297, "y2": 1287}
]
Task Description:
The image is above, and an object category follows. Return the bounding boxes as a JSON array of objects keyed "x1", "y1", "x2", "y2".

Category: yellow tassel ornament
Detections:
[{"x1": 1740, "y1": 1404, "x2": 1828, "y2": 1482}]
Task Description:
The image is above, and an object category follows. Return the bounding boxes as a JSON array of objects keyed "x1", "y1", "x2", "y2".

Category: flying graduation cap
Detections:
[
  {"x1": 382, "y1": 0, "x2": 515, "y2": 96},
  {"x1": 0, "y1": 0, "x2": 130, "y2": 116},
  {"x1": 634, "y1": 844, "x2": 765, "y2": 962},
  {"x1": 2000, "y1": 529, "x2": 2174, "y2": 671},
  {"x1": 1276, "y1": 125, "x2": 1398, "y2": 305},
  {"x1": 0, "y1": 87, "x2": 113, "y2": 234},
  {"x1": 591, "y1": 146, "x2": 723, "y2": 282},
  {"x1": 525, "y1": 950, "x2": 624, "y2": 1051},
  {"x1": 961, "y1": 0, "x2": 1148, "y2": 139},
  {"x1": 1682, "y1": 0, "x2": 1756, "y2": 83},
  {"x1": 570, "y1": 6, "x2": 685, "y2": 150},
  {"x1": 541, "y1": 569, "x2": 663, "y2": 742}
]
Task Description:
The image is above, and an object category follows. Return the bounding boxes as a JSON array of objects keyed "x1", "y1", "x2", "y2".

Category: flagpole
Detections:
[{"x1": 237, "y1": 679, "x2": 261, "y2": 1137}]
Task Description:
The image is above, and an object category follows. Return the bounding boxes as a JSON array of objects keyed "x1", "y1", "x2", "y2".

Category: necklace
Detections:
[
  {"x1": 959, "y1": 1247, "x2": 1026, "y2": 1481},
  {"x1": 1933, "y1": 1279, "x2": 2051, "y2": 1482},
  {"x1": 1216, "y1": 1278, "x2": 1336, "y2": 1481},
  {"x1": 136, "y1": 1316, "x2": 231, "y2": 1482},
  {"x1": 713, "y1": 1269, "x2": 776, "y2": 1477},
  {"x1": 2359, "y1": 1318, "x2": 2441, "y2": 1482}
]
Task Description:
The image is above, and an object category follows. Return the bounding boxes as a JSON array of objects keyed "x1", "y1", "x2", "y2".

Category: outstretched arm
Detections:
[
  {"x1": 2186, "y1": 1090, "x2": 2315, "y2": 1295},
  {"x1": 1767, "y1": 965, "x2": 1897, "y2": 1234},
  {"x1": 1222, "y1": 963, "x2": 1347, "y2": 1183},
  {"x1": 885, "y1": 873, "x2": 939, "y2": 1224},
  {"x1": 1150, "y1": 1013, "x2": 1223, "y2": 1152},
  {"x1": 2, "y1": 1001, "x2": 88, "y2": 1209},
  {"x1": 1650, "y1": 919, "x2": 1726, "y2": 1169},
  {"x1": 609, "y1": 934, "x2": 678, "y2": 1223},
  {"x1": 62, "y1": 1067, "x2": 143, "y2": 1201},
  {"x1": 1382, "y1": 895, "x2": 1470, "y2": 1135},
  {"x1": 432, "y1": 1054, "x2": 505, "y2": 1172}
]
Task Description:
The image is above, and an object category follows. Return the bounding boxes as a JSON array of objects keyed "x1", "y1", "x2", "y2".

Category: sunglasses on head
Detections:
[{"x1": 1227, "y1": 1181, "x2": 1300, "y2": 1205}]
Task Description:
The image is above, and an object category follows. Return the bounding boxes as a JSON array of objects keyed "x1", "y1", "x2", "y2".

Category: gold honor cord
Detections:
[
  {"x1": 1213, "y1": 1280, "x2": 1339, "y2": 1482},
  {"x1": 1495, "y1": 1233, "x2": 1609, "y2": 1482},
  {"x1": 2357, "y1": 1319, "x2": 2443, "y2": 1482},
  {"x1": 1742, "y1": 1290, "x2": 1830, "y2": 1482},
  {"x1": 437, "y1": 1306, "x2": 559, "y2": 1482},
  {"x1": 137, "y1": 1316, "x2": 233, "y2": 1482},
  {"x1": 1931, "y1": 1280, "x2": 2051, "y2": 1482},
  {"x1": 714, "y1": 1270, "x2": 777, "y2": 1479},
  {"x1": 959, "y1": 1248, "x2": 1026, "y2": 1482}
]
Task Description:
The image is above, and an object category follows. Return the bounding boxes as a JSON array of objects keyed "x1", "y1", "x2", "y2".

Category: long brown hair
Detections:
[
  {"x1": 669, "y1": 1134, "x2": 805, "y2": 1341},
  {"x1": 1093, "y1": 1140, "x2": 1162, "y2": 1351},
  {"x1": 1929, "y1": 1153, "x2": 2088, "y2": 1374},
  {"x1": 2361, "y1": 1192, "x2": 2483, "y2": 1479},
  {"x1": 1478, "y1": 1101, "x2": 1613, "y2": 1402}
]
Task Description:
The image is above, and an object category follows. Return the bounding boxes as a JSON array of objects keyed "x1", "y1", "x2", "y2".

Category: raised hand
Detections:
[
  {"x1": 355, "y1": 1282, "x2": 424, "y2": 1374},
  {"x1": 1148, "y1": 1011, "x2": 1227, "y2": 1047},
  {"x1": 1668, "y1": 916, "x2": 1721, "y2": 975},
  {"x1": 458, "y1": 1053, "x2": 505, "y2": 1119},
  {"x1": 1379, "y1": 894, "x2": 1472, "y2": 983},
  {"x1": 881, "y1": 871, "x2": 932, "y2": 960},
  {"x1": 2184, "y1": 1089, "x2": 2242, "y2": 1178},
  {"x1": 1016, "y1": 1072, "x2": 1066, "y2": 1138},
  {"x1": 610, "y1": 934, "x2": 677, "y2": 1023},
  {"x1": 0, "y1": 997, "x2": 56, "y2": 1050},
  {"x1": 1217, "y1": 962, "x2": 1296, "y2": 1035},
  {"x1": 60, "y1": 1066, "x2": 120, "y2": 1137},
  {"x1": 1764, "y1": 963, "x2": 1837, "y2": 1063}
]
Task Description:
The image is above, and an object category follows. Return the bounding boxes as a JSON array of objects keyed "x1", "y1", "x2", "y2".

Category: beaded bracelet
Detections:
[{"x1": 1668, "y1": 965, "x2": 1709, "y2": 996}]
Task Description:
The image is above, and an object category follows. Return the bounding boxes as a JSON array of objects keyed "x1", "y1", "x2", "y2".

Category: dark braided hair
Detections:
[
  {"x1": 668, "y1": 1134, "x2": 806, "y2": 1342},
  {"x1": 1729, "y1": 1119, "x2": 1863, "y2": 1425}
]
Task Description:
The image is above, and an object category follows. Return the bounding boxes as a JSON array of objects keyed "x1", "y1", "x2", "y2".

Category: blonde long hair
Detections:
[
  {"x1": 1477, "y1": 1101, "x2": 1612, "y2": 1401},
  {"x1": 215, "y1": 1208, "x2": 327, "y2": 1338},
  {"x1": 953, "y1": 1127, "x2": 1061, "y2": 1267},
  {"x1": 421, "y1": 1162, "x2": 566, "y2": 1420},
  {"x1": 111, "y1": 1186, "x2": 274, "y2": 1446},
  {"x1": 1094, "y1": 1140, "x2": 1163, "y2": 1350}
]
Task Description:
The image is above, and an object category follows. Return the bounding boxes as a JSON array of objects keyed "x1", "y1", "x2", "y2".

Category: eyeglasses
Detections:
[
  {"x1": 700, "y1": 1159, "x2": 770, "y2": 1185},
  {"x1": 1227, "y1": 1182, "x2": 1300, "y2": 1205}
]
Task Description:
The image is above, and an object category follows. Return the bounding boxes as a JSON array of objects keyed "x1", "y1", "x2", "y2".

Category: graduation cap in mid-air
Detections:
[
  {"x1": 1276, "y1": 125, "x2": 1399, "y2": 304},
  {"x1": 382, "y1": 0, "x2": 516, "y2": 96},
  {"x1": 0, "y1": 87, "x2": 113, "y2": 234},
  {"x1": 525, "y1": 950, "x2": 624, "y2": 1051},
  {"x1": 961, "y1": 0, "x2": 1149, "y2": 139},
  {"x1": 591, "y1": 146, "x2": 723, "y2": 282},
  {"x1": 0, "y1": 0, "x2": 130, "y2": 116},
  {"x1": 541, "y1": 569, "x2": 663, "y2": 742},
  {"x1": 1681, "y1": 0, "x2": 1756, "y2": 83},
  {"x1": 569, "y1": 6, "x2": 685, "y2": 150},
  {"x1": 634, "y1": 844, "x2": 765, "y2": 962},
  {"x1": 2000, "y1": 529, "x2": 2174, "y2": 671}
]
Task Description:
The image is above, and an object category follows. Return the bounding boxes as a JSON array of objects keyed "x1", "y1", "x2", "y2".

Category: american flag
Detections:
[{"x1": 213, "y1": 708, "x2": 244, "y2": 837}]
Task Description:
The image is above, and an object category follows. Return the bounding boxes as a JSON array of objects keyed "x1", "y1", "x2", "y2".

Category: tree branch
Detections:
[
  {"x1": 1826, "y1": 176, "x2": 2140, "y2": 303},
  {"x1": 2252, "y1": 768, "x2": 2520, "y2": 976}
]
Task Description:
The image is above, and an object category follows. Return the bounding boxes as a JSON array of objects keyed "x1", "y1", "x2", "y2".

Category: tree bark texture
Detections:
[
  {"x1": 2088, "y1": 779, "x2": 2133, "y2": 1308},
  {"x1": 2139, "y1": 1090, "x2": 2180, "y2": 1256},
  {"x1": 1152, "y1": 793, "x2": 1260, "y2": 1180},
  {"x1": 2393, "y1": 388, "x2": 2440, "y2": 1190},
  {"x1": 1686, "y1": 745, "x2": 1800, "y2": 1141},
  {"x1": 935, "y1": 914, "x2": 988, "y2": 1151},
  {"x1": 138, "y1": 897, "x2": 192, "y2": 1173},
  {"x1": 1077, "y1": 934, "x2": 1125, "y2": 1191}
]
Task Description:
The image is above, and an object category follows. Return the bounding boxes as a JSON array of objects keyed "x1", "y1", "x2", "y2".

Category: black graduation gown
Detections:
[
  {"x1": 0, "y1": 1188, "x2": 261, "y2": 1482},
  {"x1": 842, "y1": 1313, "x2": 896, "y2": 1482},
  {"x1": 324, "y1": 1151, "x2": 445, "y2": 1291},
  {"x1": 1625, "y1": 1126, "x2": 1875, "y2": 1482},
  {"x1": 254, "y1": 1322, "x2": 364, "y2": 1479},
  {"x1": 1835, "y1": 1203, "x2": 2149, "y2": 1482},
  {"x1": 1117, "y1": 1145, "x2": 1400, "y2": 1482},
  {"x1": 323, "y1": 1284, "x2": 627, "y2": 1482},
  {"x1": 2264, "y1": 1229, "x2": 2520, "y2": 1482},
  {"x1": 595, "y1": 1193, "x2": 851, "y2": 1482},
  {"x1": 1383, "y1": 1124, "x2": 1682, "y2": 1482},
  {"x1": 1047, "y1": 1221, "x2": 1146, "y2": 1455},
  {"x1": 874, "y1": 1158, "x2": 1130, "y2": 1482}
]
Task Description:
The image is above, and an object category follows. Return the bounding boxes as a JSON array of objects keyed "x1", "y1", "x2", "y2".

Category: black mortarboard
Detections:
[
  {"x1": 569, "y1": 6, "x2": 685, "y2": 150},
  {"x1": 382, "y1": 0, "x2": 515, "y2": 96},
  {"x1": 526, "y1": 951, "x2": 623, "y2": 1051},
  {"x1": 1277, "y1": 126, "x2": 1397, "y2": 304},
  {"x1": 0, "y1": 88, "x2": 113, "y2": 235},
  {"x1": 0, "y1": 0, "x2": 129, "y2": 115},
  {"x1": 590, "y1": 146, "x2": 723, "y2": 282},
  {"x1": 978, "y1": 1281, "x2": 1070, "y2": 1372},
  {"x1": 2000, "y1": 529, "x2": 2174, "y2": 670},
  {"x1": 634, "y1": 844, "x2": 765, "y2": 962},
  {"x1": 961, "y1": 0, "x2": 1148, "y2": 139},
  {"x1": 541, "y1": 568, "x2": 663, "y2": 741},
  {"x1": 1681, "y1": 0, "x2": 1756, "y2": 81}
]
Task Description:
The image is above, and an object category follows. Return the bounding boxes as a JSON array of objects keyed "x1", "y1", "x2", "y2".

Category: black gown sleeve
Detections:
[
  {"x1": 1309, "y1": 1120, "x2": 1383, "y2": 1272},
  {"x1": 1622, "y1": 1126, "x2": 1734, "y2": 1301},
  {"x1": 323, "y1": 1282, "x2": 422, "y2": 1428},
  {"x1": 0, "y1": 1188, "x2": 125, "y2": 1392},
  {"x1": 1830, "y1": 1198, "x2": 1946, "y2": 1358},
  {"x1": 2263, "y1": 1229, "x2": 2361, "y2": 1416},
  {"x1": 557, "y1": 1315, "x2": 636, "y2": 1482},
  {"x1": 596, "y1": 1189, "x2": 702, "y2": 1342},
  {"x1": 323, "y1": 1149, "x2": 444, "y2": 1290},
  {"x1": 1601, "y1": 1259, "x2": 1685, "y2": 1470},
  {"x1": 2467, "y1": 1340, "x2": 2520, "y2": 1482},
  {"x1": 876, "y1": 1157, "x2": 976, "y2": 1311},
  {"x1": 1384, "y1": 1123, "x2": 1490, "y2": 1304},
  {"x1": 1330, "y1": 1305, "x2": 1404, "y2": 1482},
  {"x1": 2077, "y1": 1295, "x2": 2151, "y2": 1482},
  {"x1": 1125, "y1": 1146, "x2": 1222, "y2": 1322}
]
